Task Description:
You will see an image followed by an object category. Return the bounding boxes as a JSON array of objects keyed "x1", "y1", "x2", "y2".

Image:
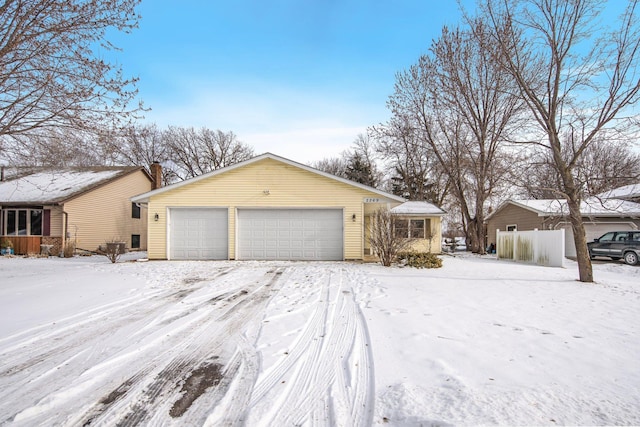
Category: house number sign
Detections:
[{"x1": 363, "y1": 198, "x2": 382, "y2": 203}]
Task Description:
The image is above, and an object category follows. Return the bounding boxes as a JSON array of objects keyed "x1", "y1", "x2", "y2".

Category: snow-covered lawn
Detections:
[{"x1": 0, "y1": 253, "x2": 638, "y2": 426}]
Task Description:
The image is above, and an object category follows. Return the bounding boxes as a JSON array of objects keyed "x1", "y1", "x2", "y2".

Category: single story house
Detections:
[
  {"x1": 131, "y1": 153, "x2": 445, "y2": 261},
  {"x1": 0, "y1": 166, "x2": 154, "y2": 255},
  {"x1": 486, "y1": 198, "x2": 640, "y2": 257}
]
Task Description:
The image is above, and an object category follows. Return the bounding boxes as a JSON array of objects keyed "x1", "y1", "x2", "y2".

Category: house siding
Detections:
[
  {"x1": 146, "y1": 158, "x2": 399, "y2": 260},
  {"x1": 64, "y1": 170, "x2": 151, "y2": 251},
  {"x1": 486, "y1": 204, "x2": 545, "y2": 246}
]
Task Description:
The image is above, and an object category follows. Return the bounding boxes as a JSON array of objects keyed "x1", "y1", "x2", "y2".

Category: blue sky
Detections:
[{"x1": 113, "y1": 1, "x2": 474, "y2": 163}]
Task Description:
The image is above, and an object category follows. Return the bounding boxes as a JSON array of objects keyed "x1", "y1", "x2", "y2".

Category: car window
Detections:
[
  {"x1": 598, "y1": 232, "x2": 615, "y2": 242},
  {"x1": 615, "y1": 233, "x2": 628, "y2": 242},
  {"x1": 630, "y1": 232, "x2": 640, "y2": 242}
]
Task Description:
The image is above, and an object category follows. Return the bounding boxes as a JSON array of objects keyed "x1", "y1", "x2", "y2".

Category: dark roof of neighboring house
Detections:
[{"x1": 0, "y1": 166, "x2": 150, "y2": 206}]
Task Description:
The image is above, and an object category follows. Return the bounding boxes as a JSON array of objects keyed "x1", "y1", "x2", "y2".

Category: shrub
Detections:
[
  {"x1": 101, "y1": 240, "x2": 126, "y2": 263},
  {"x1": 397, "y1": 251, "x2": 443, "y2": 269},
  {"x1": 368, "y1": 208, "x2": 414, "y2": 267}
]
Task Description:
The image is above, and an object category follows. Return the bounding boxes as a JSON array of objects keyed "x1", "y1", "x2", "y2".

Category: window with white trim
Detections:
[{"x1": 1, "y1": 208, "x2": 43, "y2": 236}]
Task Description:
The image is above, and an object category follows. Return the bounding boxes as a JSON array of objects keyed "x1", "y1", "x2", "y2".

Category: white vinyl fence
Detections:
[{"x1": 496, "y1": 229, "x2": 565, "y2": 267}]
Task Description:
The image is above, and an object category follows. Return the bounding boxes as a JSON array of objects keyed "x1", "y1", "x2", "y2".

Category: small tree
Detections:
[{"x1": 368, "y1": 208, "x2": 414, "y2": 267}]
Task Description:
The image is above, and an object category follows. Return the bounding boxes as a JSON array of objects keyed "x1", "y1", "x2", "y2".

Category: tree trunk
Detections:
[
  {"x1": 566, "y1": 196, "x2": 594, "y2": 282},
  {"x1": 557, "y1": 155, "x2": 594, "y2": 282}
]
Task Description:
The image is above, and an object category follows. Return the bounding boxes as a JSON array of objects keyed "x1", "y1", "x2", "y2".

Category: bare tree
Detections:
[
  {"x1": 311, "y1": 134, "x2": 383, "y2": 188},
  {"x1": 387, "y1": 20, "x2": 523, "y2": 253},
  {"x1": 102, "y1": 124, "x2": 179, "y2": 184},
  {"x1": 371, "y1": 119, "x2": 450, "y2": 205},
  {"x1": 163, "y1": 127, "x2": 254, "y2": 180},
  {"x1": 368, "y1": 208, "x2": 414, "y2": 267},
  {"x1": 482, "y1": 0, "x2": 640, "y2": 282},
  {"x1": 1, "y1": 128, "x2": 105, "y2": 167},
  {"x1": 312, "y1": 157, "x2": 348, "y2": 177},
  {"x1": 520, "y1": 137, "x2": 640, "y2": 199},
  {"x1": 0, "y1": 0, "x2": 143, "y2": 150}
]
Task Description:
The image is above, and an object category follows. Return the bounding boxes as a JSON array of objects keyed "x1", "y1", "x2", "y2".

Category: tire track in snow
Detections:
[
  {"x1": 1, "y1": 265, "x2": 273, "y2": 425},
  {"x1": 248, "y1": 265, "x2": 374, "y2": 426},
  {"x1": 72, "y1": 267, "x2": 287, "y2": 426}
]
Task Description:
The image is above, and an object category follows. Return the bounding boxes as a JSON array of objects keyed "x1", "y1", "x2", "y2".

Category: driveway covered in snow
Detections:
[
  {"x1": 1, "y1": 254, "x2": 639, "y2": 426},
  {"x1": 0, "y1": 259, "x2": 376, "y2": 426}
]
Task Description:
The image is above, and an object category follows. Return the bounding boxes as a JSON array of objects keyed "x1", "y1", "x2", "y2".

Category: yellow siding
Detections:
[
  {"x1": 46, "y1": 205, "x2": 64, "y2": 237},
  {"x1": 363, "y1": 213, "x2": 443, "y2": 256},
  {"x1": 64, "y1": 170, "x2": 152, "y2": 251},
  {"x1": 147, "y1": 158, "x2": 399, "y2": 260}
]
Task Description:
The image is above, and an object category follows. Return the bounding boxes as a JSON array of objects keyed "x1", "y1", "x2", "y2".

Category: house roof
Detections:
[
  {"x1": 131, "y1": 152, "x2": 407, "y2": 204},
  {"x1": 597, "y1": 183, "x2": 640, "y2": 200},
  {"x1": 390, "y1": 201, "x2": 446, "y2": 216},
  {"x1": 0, "y1": 167, "x2": 149, "y2": 205},
  {"x1": 488, "y1": 198, "x2": 640, "y2": 219}
]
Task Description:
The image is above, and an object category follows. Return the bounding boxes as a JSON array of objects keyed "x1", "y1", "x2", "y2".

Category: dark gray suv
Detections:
[{"x1": 588, "y1": 231, "x2": 640, "y2": 265}]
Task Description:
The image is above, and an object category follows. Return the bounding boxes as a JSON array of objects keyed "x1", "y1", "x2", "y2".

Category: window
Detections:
[
  {"x1": 132, "y1": 202, "x2": 141, "y2": 219},
  {"x1": 131, "y1": 234, "x2": 141, "y2": 249},
  {"x1": 506, "y1": 224, "x2": 517, "y2": 232},
  {"x1": 410, "y1": 219, "x2": 425, "y2": 238},
  {"x1": 2, "y1": 208, "x2": 44, "y2": 236},
  {"x1": 30, "y1": 210, "x2": 42, "y2": 235},
  {"x1": 394, "y1": 219, "x2": 409, "y2": 238},
  {"x1": 598, "y1": 232, "x2": 615, "y2": 242},
  {"x1": 394, "y1": 218, "x2": 430, "y2": 239}
]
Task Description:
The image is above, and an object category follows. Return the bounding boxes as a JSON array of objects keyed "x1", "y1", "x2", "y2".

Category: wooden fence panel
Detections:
[{"x1": 2, "y1": 236, "x2": 42, "y2": 255}]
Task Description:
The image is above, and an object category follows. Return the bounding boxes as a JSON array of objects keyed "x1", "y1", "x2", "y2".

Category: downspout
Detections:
[{"x1": 63, "y1": 210, "x2": 69, "y2": 256}]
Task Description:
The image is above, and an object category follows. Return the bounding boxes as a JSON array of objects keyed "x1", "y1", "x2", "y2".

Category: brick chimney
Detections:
[{"x1": 150, "y1": 162, "x2": 162, "y2": 190}]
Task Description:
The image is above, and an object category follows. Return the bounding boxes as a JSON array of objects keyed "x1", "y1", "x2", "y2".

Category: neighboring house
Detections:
[
  {"x1": 486, "y1": 198, "x2": 640, "y2": 258},
  {"x1": 0, "y1": 167, "x2": 154, "y2": 255},
  {"x1": 131, "y1": 153, "x2": 446, "y2": 261}
]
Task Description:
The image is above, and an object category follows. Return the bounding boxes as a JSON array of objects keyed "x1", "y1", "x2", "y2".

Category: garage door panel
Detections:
[
  {"x1": 238, "y1": 209, "x2": 343, "y2": 260},
  {"x1": 170, "y1": 208, "x2": 228, "y2": 260}
]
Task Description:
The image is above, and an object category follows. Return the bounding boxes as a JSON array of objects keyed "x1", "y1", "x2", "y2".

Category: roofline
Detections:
[
  {"x1": 0, "y1": 167, "x2": 151, "y2": 205},
  {"x1": 486, "y1": 198, "x2": 640, "y2": 220},
  {"x1": 131, "y1": 152, "x2": 407, "y2": 203},
  {"x1": 486, "y1": 199, "x2": 549, "y2": 220},
  {"x1": 63, "y1": 167, "x2": 152, "y2": 204}
]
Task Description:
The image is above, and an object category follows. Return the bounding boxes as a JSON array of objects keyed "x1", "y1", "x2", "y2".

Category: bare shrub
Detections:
[
  {"x1": 102, "y1": 240, "x2": 126, "y2": 263},
  {"x1": 368, "y1": 208, "x2": 414, "y2": 267}
]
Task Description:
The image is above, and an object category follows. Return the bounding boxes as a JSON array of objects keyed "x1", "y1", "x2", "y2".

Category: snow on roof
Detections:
[
  {"x1": 0, "y1": 168, "x2": 138, "y2": 204},
  {"x1": 597, "y1": 183, "x2": 640, "y2": 200},
  {"x1": 390, "y1": 201, "x2": 446, "y2": 215},
  {"x1": 514, "y1": 197, "x2": 640, "y2": 216}
]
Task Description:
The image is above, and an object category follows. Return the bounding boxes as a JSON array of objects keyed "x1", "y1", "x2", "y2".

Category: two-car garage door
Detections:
[
  {"x1": 237, "y1": 209, "x2": 343, "y2": 260},
  {"x1": 169, "y1": 208, "x2": 344, "y2": 260}
]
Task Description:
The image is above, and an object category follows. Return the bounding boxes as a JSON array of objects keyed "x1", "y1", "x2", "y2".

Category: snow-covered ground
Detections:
[{"x1": 0, "y1": 253, "x2": 638, "y2": 426}]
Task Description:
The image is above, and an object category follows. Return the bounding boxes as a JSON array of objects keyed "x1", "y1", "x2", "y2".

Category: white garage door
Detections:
[
  {"x1": 237, "y1": 209, "x2": 343, "y2": 260},
  {"x1": 169, "y1": 208, "x2": 228, "y2": 260}
]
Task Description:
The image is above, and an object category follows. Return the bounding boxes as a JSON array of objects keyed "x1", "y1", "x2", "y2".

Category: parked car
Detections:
[{"x1": 587, "y1": 231, "x2": 640, "y2": 265}]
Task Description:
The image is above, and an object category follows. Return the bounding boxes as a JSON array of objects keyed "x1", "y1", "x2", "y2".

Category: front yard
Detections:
[{"x1": 0, "y1": 253, "x2": 638, "y2": 426}]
